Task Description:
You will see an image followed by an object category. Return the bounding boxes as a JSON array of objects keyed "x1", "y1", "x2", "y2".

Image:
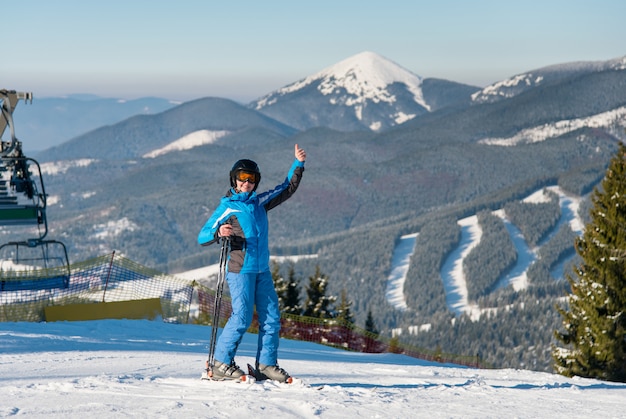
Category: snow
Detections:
[
  {"x1": 173, "y1": 254, "x2": 318, "y2": 281},
  {"x1": 471, "y1": 73, "x2": 543, "y2": 103},
  {"x1": 492, "y1": 210, "x2": 534, "y2": 291},
  {"x1": 478, "y1": 106, "x2": 626, "y2": 146},
  {"x1": 1, "y1": 319, "x2": 624, "y2": 418},
  {"x1": 270, "y1": 254, "x2": 318, "y2": 264},
  {"x1": 142, "y1": 129, "x2": 229, "y2": 158},
  {"x1": 440, "y1": 216, "x2": 483, "y2": 319},
  {"x1": 93, "y1": 217, "x2": 137, "y2": 239},
  {"x1": 385, "y1": 233, "x2": 418, "y2": 311},
  {"x1": 40, "y1": 159, "x2": 97, "y2": 176}
]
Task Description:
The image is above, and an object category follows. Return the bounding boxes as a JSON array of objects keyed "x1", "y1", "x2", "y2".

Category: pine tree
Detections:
[
  {"x1": 283, "y1": 263, "x2": 302, "y2": 315},
  {"x1": 271, "y1": 261, "x2": 301, "y2": 315},
  {"x1": 335, "y1": 289, "x2": 354, "y2": 324},
  {"x1": 303, "y1": 266, "x2": 336, "y2": 319},
  {"x1": 365, "y1": 309, "x2": 379, "y2": 335},
  {"x1": 553, "y1": 142, "x2": 626, "y2": 382},
  {"x1": 271, "y1": 261, "x2": 288, "y2": 311}
]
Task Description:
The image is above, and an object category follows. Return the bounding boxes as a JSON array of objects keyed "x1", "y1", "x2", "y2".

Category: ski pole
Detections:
[{"x1": 206, "y1": 236, "x2": 230, "y2": 377}]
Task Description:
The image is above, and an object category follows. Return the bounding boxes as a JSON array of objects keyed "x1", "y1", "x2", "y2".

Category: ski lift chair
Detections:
[{"x1": 0, "y1": 90, "x2": 70, "y2": 291}]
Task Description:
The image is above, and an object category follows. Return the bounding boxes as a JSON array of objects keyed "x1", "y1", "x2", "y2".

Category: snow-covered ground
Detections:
[
  {"x1": 1, "y1": 319, "x2": 624, "y2": 418},
  {"x1": 1, "y1": 187, "x2": 622, "y2": 417}
]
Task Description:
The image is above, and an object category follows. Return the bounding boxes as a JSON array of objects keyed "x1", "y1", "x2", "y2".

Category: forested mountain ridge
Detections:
[{"x1": 471, "y1": 55, "x2": 626, "y2": 104}]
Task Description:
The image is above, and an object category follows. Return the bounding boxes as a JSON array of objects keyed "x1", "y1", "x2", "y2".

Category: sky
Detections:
[
  {"x1": 1, "y1": 319, "x2": 625, "y2": 417},
  {"x1": 3, "y1": 0, "x2": 626, "y2": 103}
]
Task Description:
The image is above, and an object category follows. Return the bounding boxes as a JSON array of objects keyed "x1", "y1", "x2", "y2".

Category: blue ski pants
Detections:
[{"x1": 214, "y1": 270, "x2": 281, "y2": 367}]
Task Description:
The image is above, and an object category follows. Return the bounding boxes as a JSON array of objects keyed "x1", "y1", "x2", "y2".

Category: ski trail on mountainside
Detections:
[
  {"x1": 436, "y1": 186, "x2": 584, "y2": 317},
  {"x1": 384, "y1": 186, "x2": 584, "y2": 317},
  {"x1": 439, "y1": 216, "x2": 482, "y2": 318},
  {"x1": 385, "y1": 233, "x2": 418, "y2": 311}
]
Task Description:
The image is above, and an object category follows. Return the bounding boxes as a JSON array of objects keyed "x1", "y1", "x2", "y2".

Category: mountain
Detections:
[
  {"x1": 11, "y1": 95, "x2": 178, "y2": 153},
  {"x1": 471, "y1": 55, "x2": 626, "y2": 104},
  {"x1": 38, "y1": 97, "x2": 297, "y2": 161},
  {"x1": 249, "y1": 51, "x2": 479, "y2": 132}
]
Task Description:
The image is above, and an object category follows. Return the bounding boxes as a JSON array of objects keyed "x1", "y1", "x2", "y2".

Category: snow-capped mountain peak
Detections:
[
  {"x1": 280, "y1": 51, "x2": 427, "y2": 108},
  {"x1": 251, "y1": 51, "x2": 431, "y2": 132}
]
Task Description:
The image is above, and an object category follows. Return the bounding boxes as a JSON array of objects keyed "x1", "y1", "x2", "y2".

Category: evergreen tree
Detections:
[
  {"x1": 283, "y1": 263, "x2": 302, "y2": 315},
  {"x1": 335, "y1": 289, "x2": 355, "y2": 324},
  {"x1": 271, "y1": 261, "x2": 288, "y2": 311},
  {"x1": 365, "y1": 310, "x2": 379, "y2": 335},
  {"x1": 553, "y1": 142, "x2": 626, "y2": 382},
  {"x1": 303, "y1": 265, "x2": 336, "y2": 319},
  {"x1": 271, "y1": 261, "x2": 301, "y2": 315}
]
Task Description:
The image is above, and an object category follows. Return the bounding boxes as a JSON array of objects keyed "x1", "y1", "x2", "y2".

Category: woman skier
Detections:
[{"x1": 198, "y1": 144, "x2": 306, "y2": 382}]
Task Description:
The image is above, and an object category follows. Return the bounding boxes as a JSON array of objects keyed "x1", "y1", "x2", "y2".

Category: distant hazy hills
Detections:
[
  {"x1": 12, "y1": 95, "x2": 178, "y2": 153},
  {"x1": 14, "y1": 52, "x2": 626, "y2": 160},
  {"x1": 39, "y1": 97, "x2": 297, "y2": 161},
  {"x1": 16, "y1": 51, "x2": 480, "y2": 156}
]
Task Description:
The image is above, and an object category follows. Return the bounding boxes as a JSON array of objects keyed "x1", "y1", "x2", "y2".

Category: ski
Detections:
[
  {"x1": 201, "y1": 364, "x2": 256, "y2": 384},
  {"x1": 199, "y1": 363, "x2": 319, "y2": 389},
  {"x1": 247, "y1": 364, "x2": 323, "y2": 389}
]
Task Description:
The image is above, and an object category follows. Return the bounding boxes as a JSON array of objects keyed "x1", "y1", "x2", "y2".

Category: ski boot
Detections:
[
  {"x1": 209, "y1": 360, "x2": 245, "y2": 381},
  {"x1": 255, "y1": 363, "x2": 293, "y2": 383}
]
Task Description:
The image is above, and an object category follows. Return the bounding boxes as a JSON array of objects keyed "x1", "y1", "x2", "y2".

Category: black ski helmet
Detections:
[{"x1": 230, "y1": 159, "x2": 261, "y2": 191}]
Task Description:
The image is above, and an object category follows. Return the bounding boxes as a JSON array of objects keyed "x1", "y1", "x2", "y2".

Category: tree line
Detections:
[{"x1": 271, "y1": 261, "x2": 378, "y2": 335}]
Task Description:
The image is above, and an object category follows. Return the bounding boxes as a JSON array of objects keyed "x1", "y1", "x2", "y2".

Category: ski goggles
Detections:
[{"x1": 236, "y1": 171, "x2": 257, "y2": 183}]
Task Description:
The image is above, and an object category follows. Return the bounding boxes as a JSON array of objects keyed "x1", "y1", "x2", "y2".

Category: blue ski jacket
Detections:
[{"x1": 198, "y1": 158, "x2": 305, "y2": 274}]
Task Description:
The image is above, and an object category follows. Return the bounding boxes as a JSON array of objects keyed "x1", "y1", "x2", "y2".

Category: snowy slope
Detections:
[
  {"x1": 385, "y1": 233, "x2": 418, "y2": 311},
  {"x1": 1, "y1": 319, "x2": 624, "y2": 418},
  {"x1": 479, "y1": 106, "x2": 626, "y2": 146}
]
